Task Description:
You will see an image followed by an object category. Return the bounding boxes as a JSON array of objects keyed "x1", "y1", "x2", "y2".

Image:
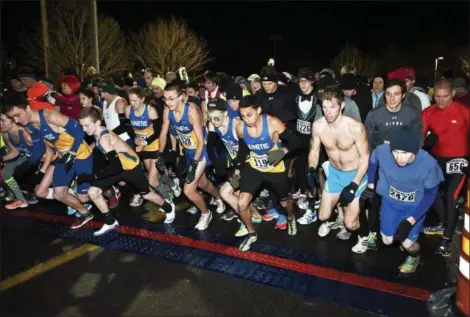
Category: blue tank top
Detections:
[
  {"x1": 7, "y1": 129, "x2": 30, "y2": 156},
  {"x1": 168, "y1": 103, "x2": 201, "y2": 150},
  {"x1": 243, "y1": 114, "x2": 285, "y2": 173},
  {"x1": 129, "y1": 105, "x2": 151, "y2": 130},
  {"x1": 214, "y1": 117, "x2": 239, "y2": 159},
  {"x1": 26, "y1": 110, "x2": 58, "y2": 143}
]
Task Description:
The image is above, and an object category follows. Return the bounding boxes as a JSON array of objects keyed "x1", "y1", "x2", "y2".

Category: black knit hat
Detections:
[
  {"x1": 390, "y1": 126, "x2": 421, "y2": 154},
  {"x1": 225, "y1": 83, "x2": 242, "y2": 100},
  {"x1": 298, "y1": 67, "x2": 314, "y2": 81},
  {"x1": 207, "y1": 98, "x2": 227, "y2": 111}
]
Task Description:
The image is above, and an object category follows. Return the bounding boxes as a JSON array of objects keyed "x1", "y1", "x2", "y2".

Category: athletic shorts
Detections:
[
  {"x1": 239, "y1": 164, "x2": 290, "y2": 200},
  {"x1": 138, "y1": 150, "x2": 158, "y2": 160},
  {"x1": 324, "y1": 162, "x2": 367, "y2": 197},
  {"x1": 91, "y1": 166, "x2": 150, "y2": 195},
  {"x1": 380, "y1": 197, "x2": 426, "y2": 242},
  {"x1": 184, "y1": 147, "x2": 211, "y2": 166},
  {"x1": 53, "y1": 154, "x2": 93, "y2": 195}
]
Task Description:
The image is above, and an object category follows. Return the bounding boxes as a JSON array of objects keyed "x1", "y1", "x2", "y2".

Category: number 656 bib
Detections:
[
  {"x1": 178, "y1": 133, "x2": 196, "y2": 150},
  {"x1": 446, "y1": 158, "x2": 468, "y2": 174}
]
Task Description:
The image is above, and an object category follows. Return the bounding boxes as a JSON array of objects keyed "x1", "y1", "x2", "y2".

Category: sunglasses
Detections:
[{"x1": 207, "y1": 115, "x2": 223, "y2": 122}]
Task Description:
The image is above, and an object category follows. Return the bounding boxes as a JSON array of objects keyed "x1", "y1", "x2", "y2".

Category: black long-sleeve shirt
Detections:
[{"x1": 365, "y1": 102, "x2": 422, "y2": 151}]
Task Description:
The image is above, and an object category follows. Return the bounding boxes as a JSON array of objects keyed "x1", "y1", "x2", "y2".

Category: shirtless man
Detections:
[{"x1": 308, "y1": 86, "x2": 370, "y2": 252}]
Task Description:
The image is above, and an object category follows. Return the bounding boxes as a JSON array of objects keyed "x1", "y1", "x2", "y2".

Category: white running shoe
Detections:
[
  {"x1": 352, "y1": 236, "x2": 369, "y2": 254},
  {"x1": 318, "y1": 216, "x2": 343, "y2": 237},
  {"x1": 216, "y1": 199, "x2": 226, "y2": 214},
  {"x1": 187, "y1": 205, "x2": 198, "y2": 215},
  {"x1": 195, "y1": 211, "x2": 212, "y2": 231},
  {"x1": 259, "y1": 189, "x2": 270, "y2": 198},
  {"x1": 209, "y1": 197, "x2": 218, "y2": 206},
  {"x1": 296, "y1": 195, "x2": 308, "y2": 210},
  {"x1": 130, "y1": 194, "x2": 143, "y2": 207},
  {"x1": 297, "y1": 209, "x2": 317, "y2": 225},
  {"x1": 93, "y1": 220, "x2": 119, "y2": 236},
  {"x1": 163, "y1": 200, "x2": 176, "y2": 224},
  {"x1": 336, "y1": 227, "x2": 351, "y2": 240},
  {"x1": 171, "y1": 178, "x2": 181, "y2": 198}
]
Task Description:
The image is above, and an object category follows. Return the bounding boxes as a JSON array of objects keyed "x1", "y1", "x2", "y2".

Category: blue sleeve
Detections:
[
  {"x1": 27, "y1": 140, "x2": 46, "y2": 165},
  {"x1": 367, "y1": 149, "x2": 378, "y2": 184},
  {"x1": 64, "y1": 118, "x2": 84, "y2": 154},
  {"x1": 411, "y1": 185, "x2": 438, "y2": 220}
]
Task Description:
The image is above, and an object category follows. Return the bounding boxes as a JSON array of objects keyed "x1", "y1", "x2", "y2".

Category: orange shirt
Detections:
[{"x1": 27, "y1": 81, "x2": 55, "y2": 111}]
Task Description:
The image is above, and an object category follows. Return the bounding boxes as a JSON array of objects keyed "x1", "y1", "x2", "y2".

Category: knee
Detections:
[
  {"x1": 87, "y1": 187, "x2": 101, "y2": 200},
  {"x1": 381, "y1": 234, "x2": 393, "y2": 245},
  {"x1": 237, "y1": 198, "x2": 250, "y2": 213},
  {"x1": 183, "y1": 184, "x2": 196, "y2": 199},
  {"x1": 220, "y1": 184, "x2": 232, "y2": 201},
  {"x1": 344, "y1": 218, "x2": 359, "y2": 231},
  {"x1": 318, "y1": 211, "x2": 329, "y2": 222},
  {"x1": 53, "y1": 188, "x2": 67, "y2": 200}
]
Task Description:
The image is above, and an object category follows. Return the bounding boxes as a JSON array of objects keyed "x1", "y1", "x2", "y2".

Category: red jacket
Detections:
[{"x1": 54, "y1": 75, "x2": 81, "y2": 120}]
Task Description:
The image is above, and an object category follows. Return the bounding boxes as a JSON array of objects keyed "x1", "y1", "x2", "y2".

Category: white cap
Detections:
[{"x1": 248, "y1": 74, "x2": 261, "y2": 81}]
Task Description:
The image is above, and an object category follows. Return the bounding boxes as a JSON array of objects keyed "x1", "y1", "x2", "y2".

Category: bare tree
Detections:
[
  {"x1": 331, "y1": 42, "x2": 376, "y2": 78},
  {"x1": 132, "y1": 16, "x2": 212, "y2": 77},
  {"x1": 19, "y1": 0, "x2": 130, "y2": 81}
]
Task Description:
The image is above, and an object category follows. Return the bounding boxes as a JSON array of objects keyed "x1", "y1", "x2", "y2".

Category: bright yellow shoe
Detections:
[
  {"x1": 235, "y1": 223, "x2": 248, "y2": 237},
  {"x1": 399, "y1": 255, "x2": 420, "y2": 274}
]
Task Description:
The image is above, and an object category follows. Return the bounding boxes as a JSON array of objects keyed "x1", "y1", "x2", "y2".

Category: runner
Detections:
[
  {"x1": 4, "y1": 100, "x2": 94, "y2": 229},
  {"x1": 368, "y1": 126, "x2": 444, "y2": 273},
  {"x1": 78, "y1": 107, "x2": 176, "y2": 236},
  {"x1": 235, "y1": 95, "x2": 300, "y2": 251},
  {"x1": 205, "y1": 99, "x2": 262, "y2": 234},
  {"x1": 421, "y1": 79, "x2": 470, "y2": 256},
  {"x1": 308, "y1": 86, "x2": 370, "y2": 253},
  {"x1": 158, "y1": 81, "x2": 224, "y2": 230}
]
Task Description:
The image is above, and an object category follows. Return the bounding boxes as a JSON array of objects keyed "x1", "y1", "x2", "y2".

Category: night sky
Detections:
[{"x1": 1, "y1": 1, "x2": 469, "y2": 77}]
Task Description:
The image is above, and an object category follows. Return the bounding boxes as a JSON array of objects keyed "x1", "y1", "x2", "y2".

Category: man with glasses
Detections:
[{"x1": 157, "y1": 81, "x2": 225, "y2": 230}]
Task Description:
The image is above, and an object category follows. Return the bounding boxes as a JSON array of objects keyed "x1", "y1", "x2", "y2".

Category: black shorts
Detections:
[
  {"x1": 91, "y1": 166, "x2": 150, "y2": 195},
  {"x1": 239, "y1": 164, "x2": 290, "y2": 200},
  {"x1": 138, "y1": 150, "x2": 158, "y2": 160}
]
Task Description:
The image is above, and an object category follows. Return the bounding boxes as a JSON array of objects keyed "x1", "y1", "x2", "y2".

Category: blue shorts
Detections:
[
  {"x1": 184, "y1": 147, "x2": 211, "y2": 166},
  {"x1": 53, "y1": 155, "x2": 93, "y2": 195},
  {"x1": 380, "y1": 197, "x2": 426, "y2": 242},
  {"x1": 324, "y1": 163, "x2": 367, "y2": 197}
]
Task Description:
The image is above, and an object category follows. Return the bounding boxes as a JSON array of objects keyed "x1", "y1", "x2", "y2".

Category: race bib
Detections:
[
  {"x1": 252, "y1": 154, "x2": 270, "y2": 169},
  {"x1": 179, "y1": 133, "x2": 196, "y2": 148},
  {"x1": 225, "y1": 143, "x2": 239, "y2": 158},
  {"x1": 446, "y1": 158, "x2": 468, "y2": 174},
  {"x1": 297, "y1": 119, "x2": 312, "y2": 135},
  {"x1": 389, "y1": 186, "x2": 416, "y2": 203}
]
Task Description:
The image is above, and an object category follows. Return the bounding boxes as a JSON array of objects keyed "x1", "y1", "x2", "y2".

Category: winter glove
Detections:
[
  {"x1": 184, "y1": 159, "x2": 199, "y2": 184},
  {"x1": 155, "y1": 152, "x2": 166, "y2": 173},
  {"x1": 229, "y1": 173, "x2": 241, "y2": 191},
  {"x1": 339, "y1": 182, "x2": 359, "y2": 206},
  {"x1": 267, "y1": 149, "x2": 285, "y2": 166},
  {"x1": 394, "y1": 219, "x2": 413, "y2": 243},
  {"x1": 61, "y1": 152, "x2": 76, "y2": 172},
  {"x1": 76, "y1": 173, "x2": 96, "y2": 184},
  {"x1": 44, "y1": 92, "x2": 56, "y2": 105},
  {"x1": 361, "y1": 186, "x2": 375, "y2": 200},
  {"x1": 307, "y1": 166, "x2": 318, "y2": 189}
]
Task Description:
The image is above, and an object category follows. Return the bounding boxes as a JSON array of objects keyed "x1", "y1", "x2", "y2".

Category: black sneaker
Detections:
[
  {"x1": 436, "y1": 238, "x2": 452, "y2": 257},
  {"x1": 70, "y1": 212, "x2": 94, "y2": 229},
  {"x1": 221, "y1": 210, "x2": 238, "y2": 221}
]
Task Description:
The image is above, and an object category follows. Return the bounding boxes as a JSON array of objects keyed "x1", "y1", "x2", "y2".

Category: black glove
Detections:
[
  {"x1": 361, "y1": 186, "x2": 375, "y2": 200},
  {"x1": 155, "y1": 152, "x2": 166, "y2": 173},
  {"x1": 214, "y1": 156, "x2": 228, "y2": 178},
  {"x1": 229, "y1": 173, "x2": 241, "y2": 190},
  {"x1": 77, "y1": 173, "x2": 96, "y2": 184},
  {"x1": 307, "y1": 166, "x2": 318, "y2": 189},
  {"x1": 394, "y1": 220, "x2": 413, "y2": 243},
  {"x1": 267, "y1": 149, "x2": 285, "y2": 166},
  {"x1": 166, "y1": 150, "x2": 178, "y2": 167},
  {"x1": 423, "y1": 133, "x2": 438, "y2": 149},
  {"x1": 339, "y1": 182, "x2": 359, "y2": 206},
  {"x1": 185, "y1": 159, "x2": 199, "y2": 184},
  {"x1": 62, "y1": 152, "x2": 76, "y2": 172}
]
